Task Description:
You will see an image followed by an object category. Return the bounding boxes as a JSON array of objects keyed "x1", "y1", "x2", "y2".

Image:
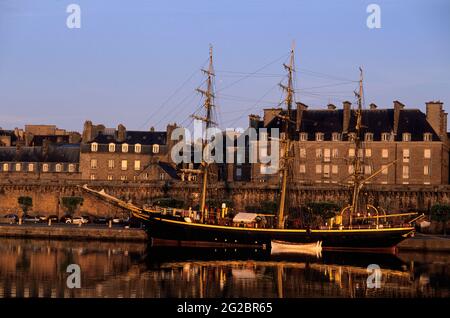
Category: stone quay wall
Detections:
[{"x1": 1, "y1": 180, "x2": 450, "y2": 217}]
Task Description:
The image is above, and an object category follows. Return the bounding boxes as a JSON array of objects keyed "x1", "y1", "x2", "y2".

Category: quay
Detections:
[
  {"x1": 397, "y1": 233, "x2": 450, "y2": 252},
  {"x1": 0, "y1": 224, "x2": 148, "y2": 242}
]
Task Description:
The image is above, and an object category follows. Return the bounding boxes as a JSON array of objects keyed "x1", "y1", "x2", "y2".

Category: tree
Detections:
[
  {"x1": 61, "y1": 197, "x2": 84, "y2": 216},
  {"x1": 18, "y1": 196, "x2": 32, "y2": 217},
  {"x1": 430, "y1": 204, "x2": 450, "y2": 235}
]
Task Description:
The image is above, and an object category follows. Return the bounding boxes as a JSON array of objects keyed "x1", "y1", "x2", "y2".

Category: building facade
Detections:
[
  {"x1": 79, "y1": 121, "x2": 179, "y2": 181},
  {"x1": 248, "y1": 101, "x2": 449, "y2": 186}
]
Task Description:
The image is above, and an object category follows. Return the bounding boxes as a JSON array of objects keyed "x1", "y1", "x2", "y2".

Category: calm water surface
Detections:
[{"x1": 0, "y1": 238, "x2": 449, "y2": 298}]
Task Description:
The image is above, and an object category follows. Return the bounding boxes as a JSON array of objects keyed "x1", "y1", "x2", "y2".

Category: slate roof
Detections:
[
  {"x1": 158, "y1": 161, "x2": 180, "y2": 179},
  {"x1": 264, "y1": 108, "x2": 441, "y2": 141},
  {"x1": 91, "y1": 131, "x2": 167, "y2": 145},
  {"x1": 0, "y1": 144, "x2": 80, "y2": 162}
]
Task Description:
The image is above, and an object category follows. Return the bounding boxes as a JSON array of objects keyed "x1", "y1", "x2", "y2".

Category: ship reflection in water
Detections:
[{"x1": 0, "y1": 238, "x2": 449, "y2": 298}]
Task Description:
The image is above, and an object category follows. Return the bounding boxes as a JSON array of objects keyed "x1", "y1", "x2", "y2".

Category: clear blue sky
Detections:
[{"x1": 0, "y1": 0, "x2": 449, "y2": 132}]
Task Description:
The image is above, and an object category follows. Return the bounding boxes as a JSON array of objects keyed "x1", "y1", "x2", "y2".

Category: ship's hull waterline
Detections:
[{"x1": 145, "y1": 216, "x2": 414, "y2": 251}]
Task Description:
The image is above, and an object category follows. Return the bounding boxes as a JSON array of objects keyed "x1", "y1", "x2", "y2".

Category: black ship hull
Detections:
[{"x1": 144, "y1": 216, "x2": 414, "y2": 251}]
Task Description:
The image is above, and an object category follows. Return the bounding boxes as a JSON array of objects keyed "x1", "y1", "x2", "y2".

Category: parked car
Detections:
[
  {"x1": 37, "y1": 215, "x2": 48, "y2": 222},
  {"x1": 60, "y1": 215, "x2": 72, "y2": 223},
  {"x1": 93, "y1": 217, "x2": 108, "y2": 224},
  {"x1": 47, "y1": 215, "x2": 59, "y2": 222},
  {"x1": 81, "y1": 215, "x2": 92, "y2": 223},
  {"x1": 66, "y1": 216, "x2": 89, "y2": 225},
  {"x1": 112, "y1": 217, "x2": 121, "y2": 224},
  {"x1": 23, "y1": 215, "x2": 40, "y2": 223},
  {"x1": 1, "y1": 214, "x2": 18, "y2": 224}
]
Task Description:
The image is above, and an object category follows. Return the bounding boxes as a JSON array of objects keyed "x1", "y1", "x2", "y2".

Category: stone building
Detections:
[
  {"x1": 0, "y1": 125, "x2": 81, "y2": 147},
  {"x1": 79, "y1": 121, "x2": 179, "y2": 181},
  {"x1": 0, "y1": 143, "x2": 81, "y2": 180},
  {"x1": 247, "y1": 100, "x2": 449, "y2": 186}
]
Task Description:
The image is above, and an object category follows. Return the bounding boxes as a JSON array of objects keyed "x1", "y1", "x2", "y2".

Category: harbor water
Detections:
[{"x1": 0, "y1": 238, "x2": 449, "y2": 298}]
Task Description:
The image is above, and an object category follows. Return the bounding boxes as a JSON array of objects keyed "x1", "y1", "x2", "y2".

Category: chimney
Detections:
[
  {"x1": 426, "y1": 101, "x2": 446, "y2": 140},
  {"x1": 82, "y1": 120, "x2": 93, "y2": 143},
  {"x1": 117, "y1": 124, "x2": 126, "y2": 142},
  {"x1": 393, "y1": 100, "x2": 405, "y2": 135},
  {"x1": 42, "y1": 139, "x2": 50, "y2": 159},
  {"x1": 249, "y1": 114, "x2": 261, "y2": 129},
  {"x1": 343, "y1": 101, "x2": 351, "y2": 133},
  {"x1": 369, "y1": 103, "x2": 378, "y2": 110},
  {"x1": 296, "y1": 102, "x2": 308, "y2": 131},
  {"x1": 327, "y1": 103, "x2": 336, "y2": 110},
  {"x1": 263, "y1": 108, "x2": 282, "y2": 127}
]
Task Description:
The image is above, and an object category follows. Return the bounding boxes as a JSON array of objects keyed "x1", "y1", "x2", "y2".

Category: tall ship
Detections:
[{"x1": 82, "y1": 45, "x2": 420, "y2": 252}]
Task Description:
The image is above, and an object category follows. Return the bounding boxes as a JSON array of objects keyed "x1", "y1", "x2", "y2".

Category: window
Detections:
[
  {"x1": 402, "y1": 166, "x2": 409, "y2": 179},
  {"x1": 364, "y1": 165, "x2": 372, "y2": 175},
  {"x1": 108, "y1": 143, "x2": 116, "y2": 152},
  {"x1": 299, "y1": 164, "x2": 306, "y2": 173},
  {"x1": 90, "y1": 174, "x2": 96, "y2": 180},
  {"x1": 55, "y1": 163, "x2": 62, "y2": 172},
  {"x1": 315, "y1": 133, "x2": 324, "y2": 141},
  {"x1": 15, "y1": 163, "x2": 21, "y2": 172},
  {"x1": 159, "y1": 173, "x2": 165, "y2": 181},
  {"x1": 90, "y1": 159, "x2": 98, "y2": 169},
  {"x1": 402, "y1": 149, "x2": 410, "y2": 163},
  {"x1": 108, "y1": 159, "x2": 114, "y2": 169},
  {"x1": 423, "y1": 133, "x2": 432, "y2": 142},
  {"x1": 135, "y1": 143, "x2": 142, "y2": 153},
  {"x1": 332, "y1": 133, "x2": 341, "y2": 141},
  {"x1": 316, "y1": 149, "x2": 323, "y2": 159},
  {"x1": 236, "y1": 167, "x2": 242, "y2": 177},
  {"x1": 2, "y1": 163, "x2": 9, "y2": 171},
  {"x1": 402, "y1": 133, "x2": 411, "y2": 142},
  {"x1": 332, "y1": 149, "x2": 338, "y2": 158},
  {"x1": 107, "y1": 175, "x2": 113, "y2": 181},
  {"x1": 381, "y1": 165, "x2": 388, "y2": 175},
  {"x1": 382, "y1": 149, "x2": 389, "y2": 158},
  {"x1": 299, "y1": 148, "x2": 306, "y2": 158},
  {"x1": 348, "y1": 165, "x2": 354, "y2": 174},
  {"x1": 42, "y1": 164, "x2": 49, "y2": 172},
  {"x1": 300, "y1": 133, "x2": 308, "y2": 141},
  {"x1": 358, "y1": 149, "x2": 364, "y2": 158},
  {"x1": 152, "y1": 144, "x2": 160, "y2": 153},
  {"x1": 424, "y1": 165, "x2": 430, "y2": 176},
  {"x1": 91, "y1": 142, "x2": 98, "y2": 152},
  {"x1": 348, "y1": 133, "x2": 356, "y2": 141},
  {"x1": 324, "y1": 149, "x2": 331, "y2": 162},
  {"x1": 365, "y1": 149, "x2": 372, "y2": 157},
  {"x1": 120, "y1": 175, "x2": 127, "y2": 181},
  {"x1": 323, "y1": 165, "x2": 330, "y2": 178},
  {"x1": 332, "y1": 165, "x2": 338, "y2": 174},
  {"x1": 315, "y1": 164, "x2": 322, "y2": 174},
  {"x1": 122, "y1": 143, "x2": 129, "y2": 153},
  {"x1": 68, "y1": 164, "x2": 75, "y2": 172},
  {"x1": 28, "y1": 163, "x2": 34, "y2": 172},
  {"x1": 134, "y1": 160, "x2": 141, "y2": 171},
  {"x1": 121, "y1": 160, "x2": 128, "y2": 171},
  {"x1": 365, "y1": 133, "x2": 374, "y2": 142},
  {"x1": 381, "y1": 133, "x2": 390, "y2": 142},
  {"x1": 348, "y1": 148, "x2": 355, "y2": 157},
  {"x1": 424, "y1": 149, "x2": 431, "y2": 159}
]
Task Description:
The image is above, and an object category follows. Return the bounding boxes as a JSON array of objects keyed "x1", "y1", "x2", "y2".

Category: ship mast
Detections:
[
  {"x1": 277, "y1": 45, "x2": 295, "y2": 229},
  {"x1": 195, "y1": 45, "x2": 215, "y2": 221},
  {"x1": 349, "y1": 67, "x2": 364, "y2": 227}
]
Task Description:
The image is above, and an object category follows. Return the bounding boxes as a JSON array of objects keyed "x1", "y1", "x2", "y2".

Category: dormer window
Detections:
[
  {"x1": 423, "y1": 133, "x2": 432, "y2": 142},
  {"x1": 315, "y1": 133, "x2": 324, "y2": 142},
  {"x1": 332, "y1": 132, "x2": 341, "y2": 142},
  {"x1": 348, "y1": 133, "x2": 356, "y2": 141},
  {"x1": 135, "y1": 143, "x2": 142, "y2": 153},
  {"x1": 15, "y1": 163, "x2": 21, "y2": 171},
  {"x1": 122, "y1": 143, "x2": 129, "y2": 153},
  {"x1": 42, "y1": 164, "x2": 49, "y2": 172},
  {"x1": 300, "y1": 133, "x2": 308, "y2": 141},
  {"x1": 402, "y1": 133, "x2": 411, "y2": 142},
  {"x1": 365, "y1": 133, "x2": 374, "y2": 142},
  {"x1": 152, "y1": 144, "x2": 160, "y2": 154},
  {"x1": 91, "y1": 142, "x2": 98, "y2": 152},
  {"x1": 381, "y1": 133, "x2": 391, "y2": 142},
  {"x1": 56, "y1": 164, "x2": 62, "y2": 172},
  {"x1": 108, "y1": 143, "x2": 116, "y2": 152}
]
